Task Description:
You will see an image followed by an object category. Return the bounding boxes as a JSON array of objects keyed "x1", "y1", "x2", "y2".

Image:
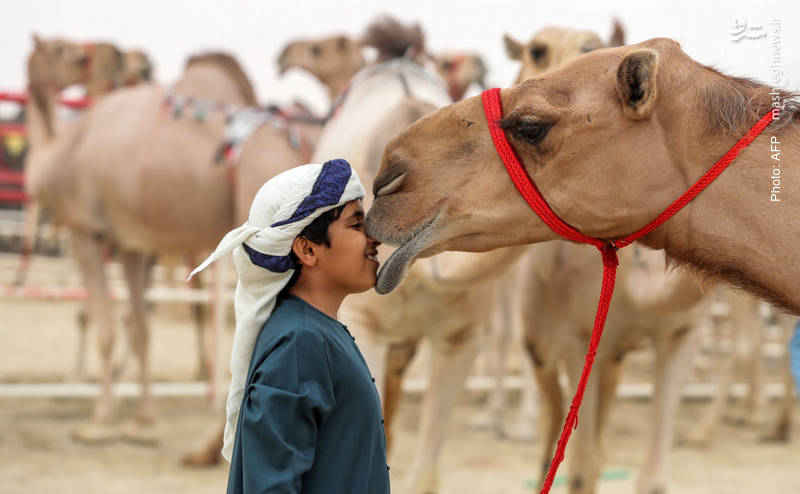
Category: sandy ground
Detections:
[{"x1": 2, "y1": 253, "x2": 800, "y2": 493}]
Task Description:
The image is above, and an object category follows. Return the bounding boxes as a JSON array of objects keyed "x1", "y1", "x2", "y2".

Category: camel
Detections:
[
  {"x1": 298, "y1": 17, "x2": 534, "y2": 494},
  {"x1": 278, "y1": 34, "x2": 366, "y2": 103},
  {"x1": 503, "y1": 19, "x2": 625, "y2": 83},
  {"x1": 278, "y1": 29, "x2": 486, "y2": 105},
  {"x1": 519, "y1": 241, "x2": 715, "y2": 494},
  {"x1": 25, "y1": 47, "x2": 325, "y2": 443},
  {"x1": 367, "y1": 36, "x2": 799, "y2": 490},
  {"x1": 19, "y1": 37, "x2": 154, "y2": 283},
  {"x1": 367, "y1": 36, "x2": 800, "y2": 316},
  {"x1": 430, "y1": 51, "x2": 488, "y2": 101},
  {"x1": 474, "y1": 23, "x2": 630, "y2": 440}
]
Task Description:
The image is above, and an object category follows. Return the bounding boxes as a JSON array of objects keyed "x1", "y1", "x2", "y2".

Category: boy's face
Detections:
[{"x1": 316, "y1": 200, "x2": 381, "y2": 294}]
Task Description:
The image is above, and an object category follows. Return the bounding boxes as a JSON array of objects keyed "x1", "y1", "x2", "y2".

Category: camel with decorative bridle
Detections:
[{"x1": 367, "y1": 36, "x2": 799, "y2": 493}]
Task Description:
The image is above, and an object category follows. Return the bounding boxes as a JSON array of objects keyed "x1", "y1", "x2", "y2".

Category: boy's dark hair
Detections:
[{"x1": 278, "y1": 204, "x2": 346, "y2": 298}]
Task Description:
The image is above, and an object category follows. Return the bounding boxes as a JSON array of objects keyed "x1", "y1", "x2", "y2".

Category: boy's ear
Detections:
[{"x1": 292, "y1": 237, "x2": 318, "y2": 267}]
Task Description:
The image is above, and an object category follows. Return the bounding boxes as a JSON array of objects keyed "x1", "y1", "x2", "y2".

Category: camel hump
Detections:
[{"x1": 184, "y1": 51, "x2": 257, "y2": 106}]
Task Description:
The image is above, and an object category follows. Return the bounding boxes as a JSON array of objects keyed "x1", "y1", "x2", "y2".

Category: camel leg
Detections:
[
  {"x1": 525, "y1": 338, "x2": 563, "y2": 481},
  {"x1": 471, "y1": 287, "x2": 512, "y2": 437},
  {"x1": 187, "y1": 262, "x2": 210, "y2": 382},
  {"x1": 74, "y1": 308, "x2": 90, "y2": 381},
  {"x1": 564, "y1": 340, "x2": 604, "y2": 494},
  {"x1": 685, "y1": 312, "x2": 734, "y2": 447},
  {"x1": 70, "y1": 231, "x2": 118, "y2": 443},
  {"x1": 383, "y1": 339, "x2": 418, "y2": 453},
  {"x1": 512, "y1": 348, "x2": 540, "y2": 442},
  {"x1": 14, "y1": 199, "x2": 39, "y2": 286},
  {"x1": 761, "y1": 314, "x2": 798, "y2": 442},
  {"x1": 119, "y1": 249, "x2": 158, "y2": 445},
  {"x1": 739, "y1": 303, "x2": 768, "y2": 426},
  {"x1": 637, "y1": 325, "x2": 700, "y2": 494},
  {"x1": 404, "y1": 327, "x2": 481, "y2": 494}
]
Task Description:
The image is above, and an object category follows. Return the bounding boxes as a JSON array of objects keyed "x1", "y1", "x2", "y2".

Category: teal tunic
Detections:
[{"x1": 226, "y1": 294, "x2": 391, "y2": 494}]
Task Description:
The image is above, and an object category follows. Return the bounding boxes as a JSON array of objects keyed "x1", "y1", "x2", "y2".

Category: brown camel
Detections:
[
  {"x1": 26, "y1": 49, "x2": 323, "y2": 443},
  {"x1": 431, "y1": 51, "x2": 488, "y2": 101},
  {"x1": 503, "y1": 19, "x2": 625, "y2": 83},
  {"x1": 278, "y1": 34, "x2": 366, "y2": 103},
  {"x1": 367, "y1": 37, "x2": 800, "y2": 318},
  {"x1": 278, "y1": 28, "x2": 485, "y2": 105}
]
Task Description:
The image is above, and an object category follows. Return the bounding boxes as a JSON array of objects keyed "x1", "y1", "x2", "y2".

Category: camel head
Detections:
[
  {"x1": 122, "y1": 50, "x2": 154, "y2": 86},
  {"x1": 28, "y1": 34, "x2": 92, "y2": 89},
  {"x1": 366, "y1": 38, "x2": 719, "y2": 294},
  {"x1": 504, "y1": 20, "x2": 625, "y2": 84},
  {"x1": 277, "y1": 34, "x2": 365, "y2": 98},
  {"x1": 432, "y1": 52, "x2": 488, "y2": 101}
]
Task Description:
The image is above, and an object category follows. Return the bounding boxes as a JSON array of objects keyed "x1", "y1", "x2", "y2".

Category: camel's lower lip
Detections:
[{"x1": 375, "y1": 214, "x2": 439, "y2": 294}]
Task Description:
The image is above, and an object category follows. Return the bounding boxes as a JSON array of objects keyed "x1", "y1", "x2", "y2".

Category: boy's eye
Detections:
[{"x1": 351, "y1": 223, "x2": 364, "y2": 229}]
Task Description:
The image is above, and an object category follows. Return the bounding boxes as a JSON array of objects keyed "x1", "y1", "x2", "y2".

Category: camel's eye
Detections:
[
  {"x1": 500, "y1": 117, "x2": 552, "y2": 147},
  {"x1": 529, "y1": 44, "x2": 547, "y2": 62},
  {"x1": 53, "y1": 44, "x2": 64, "y2": 58},
  {"x1": 311, "y1": 45, "x2": 321, "y2": 57}
]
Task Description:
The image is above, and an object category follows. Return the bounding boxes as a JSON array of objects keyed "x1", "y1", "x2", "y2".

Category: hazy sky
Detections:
[{"x1": 4, "y1": 0, "x2": 799, "y2": 113}]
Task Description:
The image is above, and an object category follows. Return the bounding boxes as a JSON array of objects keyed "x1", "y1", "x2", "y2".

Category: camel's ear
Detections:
[
  {"x1": 503, "y1": 34, "x2": 523, "y2": 61},
  {"x1": 32, "y1": 33, "x2": 44, "y2": 50},
  {"x1": 609, "y1": 18, "x2": 625, "y2": 47},
  {"x1": 336, "y1": 35, "x2": 349, "y2": 51},
  {"x1": 616, "y1": 48, "x2": 658, "y2": 120}
]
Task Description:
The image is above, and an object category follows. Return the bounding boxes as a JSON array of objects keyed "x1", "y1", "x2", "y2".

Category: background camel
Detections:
[
  {"x1": 503, "y1": 19, "x2": 625, "y2": 83},
  {"x1": 278, "y1": 29, "x2": 488, "y2": 108},
  {"x1": 19, "y1": 36, "x2": 154, "y2": 284},
  {"x1": 25, "y1": 47, "x2": 326, "y2": 443},
  {"x1": 305, "y1": 16, "x2": 543, "y2": 494}
]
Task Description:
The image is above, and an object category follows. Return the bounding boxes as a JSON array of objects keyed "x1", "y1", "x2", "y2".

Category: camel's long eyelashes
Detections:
[{"x1": 498, "y1": 116, "x2": 552, "y2": 148}]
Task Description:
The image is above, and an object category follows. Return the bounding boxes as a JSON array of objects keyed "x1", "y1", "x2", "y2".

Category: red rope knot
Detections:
[{"x1": 600, "y1": 243, "x2": 619, "y2": 268}]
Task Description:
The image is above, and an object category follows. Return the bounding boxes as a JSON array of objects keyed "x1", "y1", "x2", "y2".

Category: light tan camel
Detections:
[
  {"x1": 503, "y1": 19, "x2": 625, "y2": 83},
  {"x1": 278, "y1": 34, "x2": 366, "y2": 103},
  {"x1": 279, "y1": 30, "x2": 486, "y2": 105},
  {"x1": 430, "y1": 51, "x2": 488, "y2": 101},
  {"x1": 475, "y1": 23, "x2": 629, "y2": 441},
  {"x1": 26, "y1": 50, "x2": 323, "y2": 443},
  {"x1": 367, "y1": 37, "x2": 800, "y2": 317},
  {"x1": 520, "y1": 241, "x2": 711, "y2": 494},
  {"x1": 305, "y1": 17, "x2": 533, "y2": 493},
  {"x1": 19, "y1": 36, "x2": 153, "y2": 284}
]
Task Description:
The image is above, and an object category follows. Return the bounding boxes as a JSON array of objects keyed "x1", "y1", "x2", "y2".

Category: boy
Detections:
[{"x1": 189, "y1": 159, "x2": 390, "y2": 493}]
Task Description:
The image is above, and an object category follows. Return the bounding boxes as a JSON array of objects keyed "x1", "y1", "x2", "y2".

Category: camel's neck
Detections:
[
  {"x1": 644, "y1": 121, "x2": 800, "y2": 314},
  {"x1": 26, "y1": 84, "x2": 58, "y2": 150},
  {"x1": 322, "y1": 72, "x2": 355, "y2": 104}
]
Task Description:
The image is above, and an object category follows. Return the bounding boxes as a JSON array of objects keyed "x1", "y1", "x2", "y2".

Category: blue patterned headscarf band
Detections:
[{"x1": 187, "y1": 159, "x2": 365, "y2": 462}]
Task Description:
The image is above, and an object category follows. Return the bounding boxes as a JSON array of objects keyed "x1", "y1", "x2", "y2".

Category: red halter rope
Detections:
[{"x1": 481, "y1": 87, "x2": 777, "y2": 493}]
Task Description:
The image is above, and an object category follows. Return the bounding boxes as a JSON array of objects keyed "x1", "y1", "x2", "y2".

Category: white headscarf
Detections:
[{"x1": 187, "y1": 159, "x2": 365, "y2": 462}]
